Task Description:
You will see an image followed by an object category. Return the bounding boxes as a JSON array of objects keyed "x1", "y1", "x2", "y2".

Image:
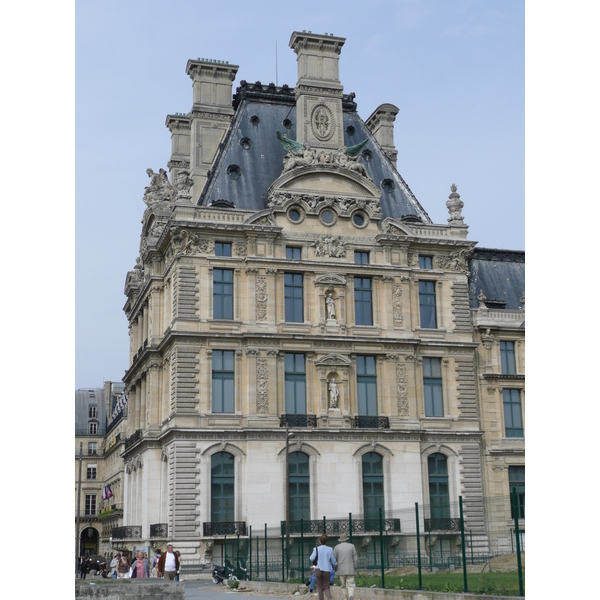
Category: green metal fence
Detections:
[{"x1": 209, "y1": 494, "x2": 524, "y2": 596}]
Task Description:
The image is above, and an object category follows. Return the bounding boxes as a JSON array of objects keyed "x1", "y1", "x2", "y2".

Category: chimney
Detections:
[
  {"x1": 289, "y1": 31, "x2": 346, "y2": 150},
  {"x1": 366, "y1": 104, "x2": 399, "y2": 167},
  {"x1": 184, "y1": 58, "x2": 239, "y2": 198}
]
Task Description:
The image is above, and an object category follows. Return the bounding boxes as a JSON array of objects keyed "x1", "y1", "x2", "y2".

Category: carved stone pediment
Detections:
[
  {"x1": 378, "y1": 218, "x2": 414, "y2": 237},
  {"x1": 244, "y1": 209, "x2": 277, "y2": 227},
  {"x1": 315, "y1": 353, "x2": 352, "y2": 367},
  {"x1": 315, "y1": 273, "x2": 347, "y2": 286}
]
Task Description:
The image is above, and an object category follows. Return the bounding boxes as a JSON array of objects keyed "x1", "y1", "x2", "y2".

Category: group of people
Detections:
[
  {"x1": 106, "y1": 544, "x2": 181, "y2": 580},
  {"x1": 308, "y1": 534, "x2": 358, "y2": 600}
]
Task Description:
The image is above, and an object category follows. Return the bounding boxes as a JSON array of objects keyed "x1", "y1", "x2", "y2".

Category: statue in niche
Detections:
[
  {"x1": 326, "y1": 293, "x2": 336, "y2": 321},
  {"x1": 329, "y1": 378, "x2": 339, "y2": 409}
]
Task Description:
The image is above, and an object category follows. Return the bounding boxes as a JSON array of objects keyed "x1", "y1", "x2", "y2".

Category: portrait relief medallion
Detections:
[{"x1": 311, "y1": 104, "x2": 336, "y2": 141}]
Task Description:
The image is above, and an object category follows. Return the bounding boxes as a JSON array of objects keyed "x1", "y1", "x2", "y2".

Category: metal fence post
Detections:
[
  {"x1": 237, "y1": 533, "x2": 240, "y2": 575},
  {"x1": 415, "y1": 502, "x2": 422, "y2": 590},
  {"x1": 323, "y1": 516, "x2": 326, "y2": 535},
  {"x1": 256, "y1": 532, "x2": 260, "y2": 579},
  {"x1": 459, "y1": 496, "x2": 468, "y2": 593},
  {"x1": 249, "y1": 526, "x2": 252, "y2": 581},
  {"x1": 265, "y1": 523, "x2": 268, "y2": 582},
  {"x1": 512, "y1": 488, "x2": 524, "y2": 597},
  {"x1": 301, "y1": 518, "x2": 305, "y2": 584},
  {"x1": 379, "y1": 507, "x2": 385, "y2": 589},
  {"x1": 281, "y1": 522, "x2": 285, "y2": 582},
  {"x1": 349, "y1": 512, "x2": 353, "y2": 545},
  {"x1": 470, "y1": 529, "x2": 474, "y2": 565}
]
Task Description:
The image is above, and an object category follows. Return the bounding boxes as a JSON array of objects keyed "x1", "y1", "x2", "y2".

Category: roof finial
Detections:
[{"x1": 446, "y1": 183, "x2": 465, "y2": 226}]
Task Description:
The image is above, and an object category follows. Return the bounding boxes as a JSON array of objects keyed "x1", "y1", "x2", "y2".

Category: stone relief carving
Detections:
[
  {"x1": 255, "y1": 276, "x2": 268, "y2": 321},
  {"x1": 312, "y1": 104, "x2": 335, "y2": 141},
  {"x1": 397, "y1": 359, "x2": 409, "y2": 416},
  {"x1": 437, "y1": 247, "x2": 473, "y2": 273},
  {"x1": 392, "y1": 284, "x2": 403, "y2": 325},
  {"x1": 269, "y1": 191, "x2": 380, "y2": 217},
  {"x1": 313, "y1": 234, "x2": 346, "y2": 258},
  {"x1": 256, "y1": 358, "x2": 269, "y2": 414},
  {"x1": 143, "y1": 168, "x2": 176, "y2": 206},
  {"x1": 165, "y1": 227, "x2": 214, "y2": 263},
  {"x1": 174, "y1": 169, "x2": 194, "y2": 202},
  {"x1": 234, "y1": 241, "x2": 247, "y2": 257}
]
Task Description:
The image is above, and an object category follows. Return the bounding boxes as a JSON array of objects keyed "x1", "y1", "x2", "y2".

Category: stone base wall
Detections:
[{"x1": 75, "y1": 580, "x2": 184, "y2": 599}]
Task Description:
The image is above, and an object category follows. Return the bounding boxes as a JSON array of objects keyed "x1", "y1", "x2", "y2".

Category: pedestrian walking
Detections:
[
  {"x1": 78, "y1": 556, "x2": 87, "y2": 579},
  {"x1": 334, "y1": 534, "x2": 358, "y2": 600},
  {"x1": 174, "y1": 550, "x2": 181, "y2": 581},
  {"x1": 157, "y1": 543, "x2": 180, "y2": 580},
  {"x1": 307, "y1": 568, "x2": 334, "y2": 593},
  {"x1": 117, "y1": 554, "x2": 130, "y2": 579},
  {"x1": 130, "y1": 551, "x2": 150, "y2": 578},
  {"x1": 309, "y1": 535, "x2": 337, "y2": 600},
  {"x1": 109, "y1": 554, "x2": 121, "y2": 579},
  {"x1": 151, "y1": 551, "x2": 161, "y2": 578}
]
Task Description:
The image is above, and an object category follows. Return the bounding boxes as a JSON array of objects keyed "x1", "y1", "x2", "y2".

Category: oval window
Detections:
[
  {"x1": 320, "y1": 209, "x2": 335, "y2": 225},
  {"x1": 352, "y1": 213, "x2": 366, "y2": 227},
  {"x1": 288, "y1": 208, "x2": 302, "y2": 222}
]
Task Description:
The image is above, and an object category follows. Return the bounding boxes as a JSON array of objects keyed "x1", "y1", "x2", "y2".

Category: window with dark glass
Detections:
[
  {"x1": 285, "y1": 353, "x2": 306, "y2": 414},
  {"x1": 89, "y1": 422, "x2": 97, "y2": 435},
  {"x1": 503, "y1": 389, "x2": 523, "y2": 437},
  {"x1": 357, "y1": 355, "x2": 378, "y2": 416},
  {"x1": 500, "y1": 341, "x2": 517, "y2": 375},
  {"x1": 211, "y1": 452, "x2": 235, "y2": 523},
  {"x1": 286, "y1": 246, "x2": 302, "y2": 260},
  {"x1": 418, "y1": 280, "x2": 437, "y2": 328},
  {"x1": 88, "y1": 442, "x2": 97, "y2": 455},
  {"x1": 213, "y1": 269, "x2": 233, "y2": 319},
  {"x1": 423, "y1": 357, "x2": 443, "y2": 417},
  {"x1": 284, "y1": 273, "x2": 304, "y2": 322},
  {"x1": 85, "y1": 494, "x2": 96, "y2": 516},
  {"x1": 354, "y1": 251, "x2": 370, "y2": 265},
  {"x1": 89, "y1": 406, "x2": 97, "y2": 418},
  {"x1": 87, "y1": 465, "x2": 97, "y2": 480},
  {"x1": 509, "y1": 466, "x2": 525, "y2": 519},
  {"x1": 289, "y1": 451, "x2": 310, "y2": 521},
  {"x1": 428, "y1": 453, "x2": 450, "y2": 519},
  {"x1": 215, "y1": 242, "x2": 232, "y2": 257},
  {"x1": 362, "y1": 452, "x2": 384, "y2": 526},
  {"x1": 212, "y1": 350, "x2": 235, "y2": 413},
  {"x1": 354, "y1": 277, "x2": 373, "y2": 326},
  {"x1": 419, "y1": 256, "x2": 433, "y2": 269}
]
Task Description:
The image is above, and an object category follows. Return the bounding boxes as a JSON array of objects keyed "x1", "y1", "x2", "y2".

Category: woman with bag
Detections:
[
  {"x1": 309, "y1": 535, "x2": 337, "y2": 600},
  {"x1": 117, "y1": 554, "x2": 130, "y2": 579}
]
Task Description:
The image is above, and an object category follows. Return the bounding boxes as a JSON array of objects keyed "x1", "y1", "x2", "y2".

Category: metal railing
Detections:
[
  {"x1": 282, "y1": 517, "x2": 401, "y2": 535},
  {"x1": 203, "y1": 521, "x2": 247, "y2": 536},
  {"x1": 352, "y1": 416, "x2": 390, "y2": 429},
  {"x1": 150, "y1": 523, "x2": 169, "y2": 538},
  {"x1": 124, "y1": 429, "x2": 142, "y2": 450},
  {"x1": 424, "y1": 517, "x2": 461, "y2": 532},
  {"x1": 111, "y1": 525, "x2": 142, "y2": 540},
  {"x1": 279, "y1": 414, "x2": 317, "y2": 428}
]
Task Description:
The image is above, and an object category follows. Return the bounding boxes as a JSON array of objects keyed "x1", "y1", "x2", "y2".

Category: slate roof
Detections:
[
  {"x1": 198, "y1": 81, "x2": 431, "y2": 223},
  {"x1": 468, "y1": 248, "x2": 525, "y2": 310},
  {"x1": 75, "y1": 388, "x2": 107, "y2": 435}
]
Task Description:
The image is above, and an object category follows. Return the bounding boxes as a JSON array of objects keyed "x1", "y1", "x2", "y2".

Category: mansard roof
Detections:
[
  {"x1": 468, "y1": 247, "x2": 525, "y2": 310},
  {"x1": 197, "y1": 81, "x2": 431, "y2": 223}
]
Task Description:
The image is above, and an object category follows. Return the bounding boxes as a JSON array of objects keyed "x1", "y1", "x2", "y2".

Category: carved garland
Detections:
[{"x1": 256, "y1": 358, "x2": 269, "y2": 414}]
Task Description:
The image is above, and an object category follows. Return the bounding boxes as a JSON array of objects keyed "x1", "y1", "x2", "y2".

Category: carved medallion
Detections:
[{"x1": 311, "y1": 104, "x2": 336, "y2": 141}]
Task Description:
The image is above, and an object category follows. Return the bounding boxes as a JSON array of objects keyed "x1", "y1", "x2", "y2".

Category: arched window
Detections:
[
  {"x1": 211, "y1": 452, "x2": 235, "y2": 523},
  {"x1": 362, "y1": 452, "x2": 384, "y2": 527},
  {"x1": 428, "y1": 453, "x2": 450, "y2": 520},
  {"x1": 288, "y1": 452, "x2": 310, "y2": 522}
]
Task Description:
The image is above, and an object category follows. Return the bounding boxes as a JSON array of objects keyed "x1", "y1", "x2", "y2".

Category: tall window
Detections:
[
  {"x1": 211, "y1": 452, "x2": 235, "y2": 523},
  {"x1": 85, "y1": 494, "x2": 96, "y2": 516},
  {"x1": 89, "y1": 406, "x2": 97, "y2": 418},
  {"x1": 215, "y1": 242, "x2": 232, "y2": 257},
  {"x1": 284, "y1": 273, "x2": 304, "y2": 322},
  {"x1": 509, "y1": 466, "x2": 525, "y2": 520},
  {"x1": 289, "y1": 452, "x2": 310, "y2": 521},
  {"x1": 419, "y1": 281, "x2": 437, "y2": 328},
  {"x1": 503, "y1": 389, "x2": 523, "y2": 437},
  {"x1": 88, "y1": 422, "x2": 98, "y2": 435},
  {"x1": 212, "y1": 350, "x2": 235, "y2": 413},
  {"x1": 362, "y1": 453, "x2": 384, "y2": 526},
  {"x1": 285, "y1": 353, "x2": 306, "y2": 414},
  {"x1": 286, "y1": 246, "x2": 302, "y2": 260},
  {"x1": 428, "y1": 453, "x2": 450, "y2": 519},
  {"x1": 354, "y1": 277, "x2": 373, "y2": 326},
  {"x1": 354, "y1": 251, "x2": 370, "y2": 265},
  {"x1": 500, "y1": 341, "x2": 516, "y2": 374},
  {"x1": 357, "y1": 356, "x2": 378, "y2": 416},
  {"x1": 419, "y1": 255, "x2": 433, "y2": 269},
  {"x1": 87, "y1": 465, "x2": 97, "y2": 480},
  {"x1": 88, "y1": 442, "x2": 97, "y2": 455},
  {"x1": 423, "y1": 357, "x2": 443, "y2": 417},
  {"x1": 213, "y1": 269, "x2": 234, "y2": 319}
]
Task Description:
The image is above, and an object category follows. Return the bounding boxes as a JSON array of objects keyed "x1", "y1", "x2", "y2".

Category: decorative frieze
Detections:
[
  {"x1": 256, "y1": 358, "x2": 269, "y2": 414},
  {"x1": 396, "y1": 360, "x2": 409, "y2": 416},
  {"x1": 313, "y1": 234, "x2": 346, "y2": 258},
  {"x1": 392, "y1": 283, "x2": 403, "y2": 325},
  {"x1": 255, "y1": 276, "x2": 268, "y2": 321}
]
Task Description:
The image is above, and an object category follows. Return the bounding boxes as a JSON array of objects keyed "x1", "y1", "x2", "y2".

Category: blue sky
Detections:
[{"x1": 75, "y1": 0, "x2": 524, "y2": 388}]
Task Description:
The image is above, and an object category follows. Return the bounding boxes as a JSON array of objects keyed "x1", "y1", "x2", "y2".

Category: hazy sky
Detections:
[{"x1": 75, "y1": 0, "x2": 524, "y2": 388}]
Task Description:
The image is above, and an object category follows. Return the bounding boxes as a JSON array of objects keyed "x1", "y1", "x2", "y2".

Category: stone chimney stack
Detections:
[
  {"x1": 289, "y1": 31, "x2": 346, "y2": 150},
  {"x1": 184, "y1": 58, "x2": 239, "y2": 199},
  {"x1": 366, "y1": 104, "x2": 399, "y2": 167}
]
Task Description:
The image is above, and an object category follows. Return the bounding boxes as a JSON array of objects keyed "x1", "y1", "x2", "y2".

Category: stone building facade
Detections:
[{"x1": 119, "y1": 31, "x2": 524, "y2": 565}]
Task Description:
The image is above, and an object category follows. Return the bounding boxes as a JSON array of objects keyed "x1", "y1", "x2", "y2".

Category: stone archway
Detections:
[{"x1": 80, "y1": 526, "x2": 99, "y2": 556}]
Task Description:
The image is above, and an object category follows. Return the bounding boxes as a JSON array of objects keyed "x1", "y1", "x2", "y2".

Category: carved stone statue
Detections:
[
  {"x1": 174, "y1": 169, "x2": 194, "y2": 201},
  {"x1": 329, "y1": 378, "x2": 339, "y2": 409},
  {"x1": 326, "y1": 293, "x2": 336, "y2": 321},
  {"x1": 143, "y1": 167, "x2": 176, "y2": 206}
]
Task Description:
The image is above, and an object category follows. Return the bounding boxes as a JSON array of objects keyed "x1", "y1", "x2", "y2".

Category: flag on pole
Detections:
[
  {"x1": 106, "y1": 484, "x2": 114, "y2": 499},
  {"x1": 102, "y1": 487, "x2": 108, "y2": 501}
]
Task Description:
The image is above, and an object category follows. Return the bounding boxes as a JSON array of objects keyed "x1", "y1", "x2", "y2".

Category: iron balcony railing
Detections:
[
  {"x1": 352, "y1": 416, "x2": 390, "y2": 429},
  {"x1": 112, "y1": 525, "x2": 142, "y2": 540},
  {"x1": 280, "y1": 414, "x2": 317, "y2": 428},
  {"x1": 282, "y1": 517, "x2": 401, "y2": 535},
  {"x1": 424, "y1": 517, "x2": 461, "y2": 532},
  {"x1": 124, "y1": 429, "x2": 142, "y2": 450},
  {"x1": 150, "y1": 523, "x2": 169, "y2": 538},
  {"x1": 203, "y1": 521, "x2": 247, "y2": 536}
]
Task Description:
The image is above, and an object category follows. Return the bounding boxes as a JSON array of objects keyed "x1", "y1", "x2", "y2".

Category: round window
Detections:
[
  {"x1": 362, "y1": 149, "x2": 373, "y2": 162},
  {"x1": 288, "y1": 208, "x2": 302, "y2": 222},
  {"x1": 320, "y1": 209, "x2": 335, "y2": 225},
  {"x1": 283, "y1": 118, "x2": 293, "y2": 130},
  {"x1": 381, "y1": 178, "x2": 395, "y2": 193},
  {"x1": 352, "y1": 213, "x2": 366, "y2": 227},
  {"x1": 240, "y1": 137, "x2": 252, "y2": 150},
  {"x1": 227, "y1": 165, "x2": 241, "y2": 180},
  {"x1": 250, "y1": 115, "x2": 260, "y2": 126},
  {"x1": 346, "y1": 125, "x2": 356, "y2": 136}
]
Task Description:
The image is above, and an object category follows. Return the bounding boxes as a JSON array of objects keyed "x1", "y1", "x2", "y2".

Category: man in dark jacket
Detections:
[{"x1": 158, "y1": 543, "x2": 180, "y2": 580}]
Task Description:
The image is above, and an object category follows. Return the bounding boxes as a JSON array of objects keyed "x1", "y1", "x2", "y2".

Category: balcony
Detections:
[
  {"x1": 352, "y1": 416, "x2": 390, "y2": 429},
  {"x1": 203, "y1": 521, "x2": 247, "y2": 537},
  {"x1": 97, "y1": 504, "x2": 123, "y2": 521},
  {"x1": 76, "y1": 510, "x2": 98, "y2": 521},
  {"x1": 150, "y1": 523, "x2": 169, "y2": 539},
  {"x1": 424, "y1": 518, "x2": 461, "y2": 533},
  {"x1": 124, "y1": 429, "x2": 142, "y2": 450},
  {"x1": 282, "y1": 517, "x2": 401, "y2": 535},
  {"x1": 112, "y1": 525, "x2": 142, "y2": 540},
  {"x1": 280, "y1": 414, "x2": 317, "y2": 428}
]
